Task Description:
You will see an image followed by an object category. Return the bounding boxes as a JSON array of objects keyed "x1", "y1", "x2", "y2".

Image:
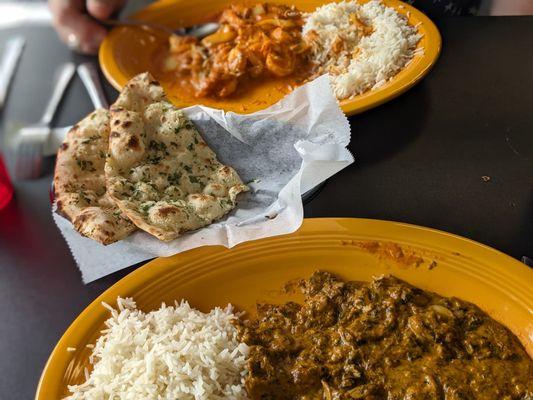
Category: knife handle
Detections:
[
  {"x1": 40, "y1": 62, "x2": 76, "y2": 126},
  {"x1": 0, "y1": 36, "x2": 25, "y2": 110},
  {"x1": 77, "y1": 63, "x2": 109, "y2": 109}
]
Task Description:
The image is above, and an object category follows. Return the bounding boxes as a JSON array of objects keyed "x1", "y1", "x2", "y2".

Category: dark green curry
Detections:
[{"x1": 238, "y1": 271, "x2": 533, "y2": 399}]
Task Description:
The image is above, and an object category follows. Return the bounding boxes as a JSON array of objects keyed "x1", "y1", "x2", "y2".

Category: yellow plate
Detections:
[
  {"x1": 36, "y1": 218, "x2": 532, "y2": 399},
  {"x1": 99, "y1": 0, "x2": 441, "y2": 116}
]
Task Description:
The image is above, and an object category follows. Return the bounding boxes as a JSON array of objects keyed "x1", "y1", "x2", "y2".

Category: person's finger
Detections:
[
  {"x1": 86, "y1": 0, "x2": 125, "y2": 20},
  {"x1": 49, "y1": 0, "x2": 116, "y2": 54},
  {"x1": 52, "y1": 7, "x2": 108, "y2": 53}
]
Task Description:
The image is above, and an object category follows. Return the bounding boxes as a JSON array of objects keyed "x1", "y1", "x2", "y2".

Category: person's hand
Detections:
[{"x1": 49, "y1": 0, "x2": 125, "y2": 54}]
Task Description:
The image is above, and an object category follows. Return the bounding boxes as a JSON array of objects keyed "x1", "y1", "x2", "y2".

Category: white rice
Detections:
[
  {"x1": 65, "y1": 298, "x2": 249, "y2": 400},
  {"x1": 304, "y1": 0, "x2": 422, "y2": 99}
]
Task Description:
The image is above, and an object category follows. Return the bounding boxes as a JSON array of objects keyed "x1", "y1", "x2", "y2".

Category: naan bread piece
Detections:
[
  {"x1": 54, "y1": 109, "x2": 136, "y2": 245},
  {"x1": 105, "y1": 73, "x2": 248, "y2": 241}
]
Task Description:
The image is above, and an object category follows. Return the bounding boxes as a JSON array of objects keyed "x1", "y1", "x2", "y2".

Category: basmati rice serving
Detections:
[
  {"x1": 65, "y1": 298, "x2": 249, "y2": 399},
  {"x1": 303, "y1": 0, "x2": 423, "y2": 99}
]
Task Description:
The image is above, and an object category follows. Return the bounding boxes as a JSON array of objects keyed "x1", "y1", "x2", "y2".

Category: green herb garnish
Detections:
[
  {"x1": 81, "y1": 135, "x2": 100, "y2": 144},
  {"x1": 147, "y1": 155, "x2": 162, "y2": 165},
  {"x1": 149, "y1": 140, "x2": 167, "y2": 152},
  {"x1": 139, "y1": 203, "x2": 154, "y2": 215},
  {"x1": 168, "y1": 172, "x2": 182, "y2": 185},
  {"x1": 78, "y1": 190, "x2": 91, "y2": 204},
  {"x1": 76, "y1": 159, "x2": 96, "y2": 172}
]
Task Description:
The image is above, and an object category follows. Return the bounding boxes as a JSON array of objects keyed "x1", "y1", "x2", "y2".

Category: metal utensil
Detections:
[
  {"x1": 76, "y1": 62, "x2": 108, "y2": 109},
  {"x1": 100, "y1": 18, "x2": 219, "y2": 39},
  {"x1": 43, "y1": 126, "x2": 71, "y2": 158},
  {"x1": 0, "y1": 36, "x2": 25, "y2": 110},
  {"x1": 522, "y1": 256, "x2": 533, "y2": 268},
  {"x1": 43, "y1": 63, "x2": 109, "y2": 156},
  {"x1": 12, "y1": 62, "x2": 75, "y2": 179}
]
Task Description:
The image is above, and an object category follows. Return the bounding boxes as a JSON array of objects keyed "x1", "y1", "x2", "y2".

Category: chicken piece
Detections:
[
  {"x1": 266, "y1": 50, "x2": 295, "y2": 77},
  {"x1": 271, "y1": 27, "x2": 293, "y2": 43},
  {"x1": 220, "y1": 7, "x2": 245, "y2": 27},
  {"x1": 226, "y1": 48, "x2": 247, "y2": 75}
]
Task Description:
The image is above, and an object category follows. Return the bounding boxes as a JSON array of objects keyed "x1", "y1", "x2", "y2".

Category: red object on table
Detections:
[{"x1": 0, "y1": 154, "x2": 13, "y2": 209}]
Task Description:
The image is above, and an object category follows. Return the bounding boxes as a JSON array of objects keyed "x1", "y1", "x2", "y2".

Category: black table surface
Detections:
[{"x1": 0, "y1": 17, "x2": 532, "y2": 399}]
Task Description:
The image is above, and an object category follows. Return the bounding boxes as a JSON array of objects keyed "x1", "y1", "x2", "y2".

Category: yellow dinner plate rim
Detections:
[
  {"x1": 36, "y1": 217, "x2": 532, "y2": 399},
  {"x1": 99, "y1": 0, "x2": 441, "y2": 116}
]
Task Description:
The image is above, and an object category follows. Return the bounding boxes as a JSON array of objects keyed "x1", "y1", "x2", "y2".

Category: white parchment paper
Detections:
[{"x1": 52, "y1": 75, "x2": 354, "y2": 283}]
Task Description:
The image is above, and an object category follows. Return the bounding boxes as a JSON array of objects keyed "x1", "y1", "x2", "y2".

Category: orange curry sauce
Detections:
[{"x1": 160, "y1": 3, "x2": 313, "y2": 100}]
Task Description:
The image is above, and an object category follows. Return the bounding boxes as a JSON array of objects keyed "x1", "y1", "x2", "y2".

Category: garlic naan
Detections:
[
  {"x1": 105, "y1": 73, "x2": 248, "y2": 241},
  {"x1": 54, "y1": 109, "x2": 136, "y2": 245}
]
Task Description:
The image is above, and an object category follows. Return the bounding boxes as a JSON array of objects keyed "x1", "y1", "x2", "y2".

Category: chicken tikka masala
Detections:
[{"x1": 164, "y1": 4, "x2": 311, "y2": 98}]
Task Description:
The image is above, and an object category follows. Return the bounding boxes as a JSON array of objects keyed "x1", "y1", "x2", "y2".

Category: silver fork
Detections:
[
  {"x1": 76, "y1": 62, "x2": 108, "y2": 109},
  {"x1": 0, "y1": 36, "x2": 25, "y2": 111},
  {"x1": 12, "y1": 62, "x2": 75, "y2": 180},
  {"x1": 100, "y1": 18, "x2": 219, "y2": 39},
  {"x1": 43, "y1": 62, "x2": 109, "y2": 156}
]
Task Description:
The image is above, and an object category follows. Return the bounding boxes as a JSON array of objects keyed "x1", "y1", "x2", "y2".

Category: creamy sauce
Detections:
[{"x1": 238, "y1": 271, "x2": 533, "y2": 399}]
